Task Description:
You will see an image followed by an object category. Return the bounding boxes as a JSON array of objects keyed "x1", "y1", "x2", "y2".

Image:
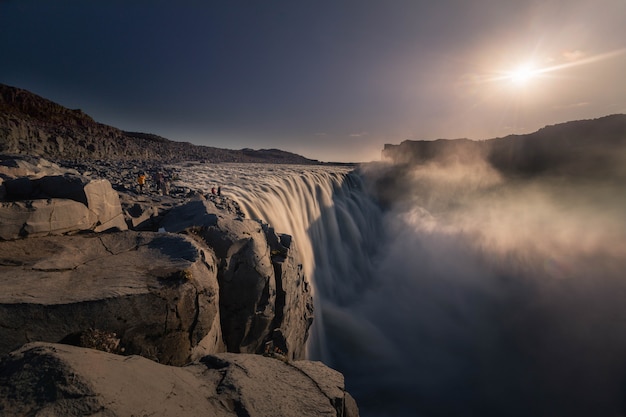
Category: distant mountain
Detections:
[
  {"x1": 382, "y1": 114, "x2": 626, "y2": 179},
  {"x1": 0, "y1": 83, "x2": 320, "y2": 164}
]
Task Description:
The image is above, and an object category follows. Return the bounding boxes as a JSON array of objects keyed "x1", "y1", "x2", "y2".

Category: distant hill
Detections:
[
  {"x1": 0, "y1": 83, "x2": 320, "y2": 164},
  {"x1": 382, "y1": 114, "x2": 626, "y2": 179}
]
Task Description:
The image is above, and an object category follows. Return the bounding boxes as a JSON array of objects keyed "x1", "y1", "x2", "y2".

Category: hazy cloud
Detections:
[{"x1": 562, "y1": 49, "x2": 585, "y2": 61}]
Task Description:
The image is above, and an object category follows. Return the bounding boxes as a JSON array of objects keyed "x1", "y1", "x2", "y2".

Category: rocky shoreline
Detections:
[{"x1": 0, "y1": 154, "x2": 358, "y2": 416}]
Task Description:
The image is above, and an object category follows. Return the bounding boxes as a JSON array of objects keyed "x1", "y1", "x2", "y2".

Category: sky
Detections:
[{"x1": 1, "y1": 0, "x2": 625, "y2": 162}]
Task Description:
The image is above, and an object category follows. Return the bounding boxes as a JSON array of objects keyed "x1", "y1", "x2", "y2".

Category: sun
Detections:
[{"x1": 508, "y1": 64, "x2": 539, "y2": 86}]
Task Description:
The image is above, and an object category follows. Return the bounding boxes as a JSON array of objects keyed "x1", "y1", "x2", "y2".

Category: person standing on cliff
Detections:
[
  {"x1": 137, "y1": 173, "x2": 146, "y2": 193},
  {"x1": 160, "y1": 174, "x2": 169, "y2": 196},
  {"x1": 152, "y1": 172, "x2": 161, "y2": 192}
]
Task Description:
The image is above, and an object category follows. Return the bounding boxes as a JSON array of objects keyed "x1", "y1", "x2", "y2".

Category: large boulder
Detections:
[
  {"x1": 160, "y1": 198, "x2": 314, "y2": 360},
  {"x1": 0, "y1": 156, "x2": 127, "y2": 237},
  {"x1": 2, "y1": 173, "x2": 127, "y2": 234},
  {"x1": 0, "y1": 342, "x2": 359, "y2": 417},
  {"x1": 38, "y1": 174, "x2": 127, "y2": 232},
  {"x1": 0, "y1": 231, "x2": 225, "y2": 365},
  {"x1": 0, "y1": 199, "x2": 98, "y2": 239}
]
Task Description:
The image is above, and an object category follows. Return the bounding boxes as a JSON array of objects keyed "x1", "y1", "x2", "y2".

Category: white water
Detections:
[
  {"x1": 173, "y1": 163, "x2": 383, "y2": 361},
  {"x1": 173, "y1": 161, "x2": 626, "y2": 417}
]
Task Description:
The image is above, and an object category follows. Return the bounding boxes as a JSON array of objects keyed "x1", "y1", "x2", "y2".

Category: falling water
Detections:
[
  {"x1": 173, "y1": 163, "x2": 383, "y2": 361},
  {"x1": 174, "y1": 161, "x2": 626, "y2": 417}
]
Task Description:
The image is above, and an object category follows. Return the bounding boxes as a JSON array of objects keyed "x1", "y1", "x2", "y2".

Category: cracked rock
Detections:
[
  {"x1": 0, "y1": 343, "x2": 359, "y2": 417},
  {"x1": 0, "y1": 231, "x2": 225, "y2": 365},
  {"x1": 160, "y1": 198, "x2": 313, "y2": 360}
]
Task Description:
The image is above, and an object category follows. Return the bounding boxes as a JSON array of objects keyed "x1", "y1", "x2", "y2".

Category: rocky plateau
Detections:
[{"x1": 0, "y1": 153, "x2": 354, "y2": 416}]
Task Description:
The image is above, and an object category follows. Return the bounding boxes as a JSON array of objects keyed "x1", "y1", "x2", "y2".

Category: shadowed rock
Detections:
[
  {"x1": 0, "y1": 231, "x2": 224, "y2": 365},
  {"x1": 0, "y1": 157, "x2": 127, "y2": 238},
  {"x1": 161, "y1": 198, "x2": 314, "y2": 360},
  {"x1": 0, "y1": 199, "x2": 98, "y2": 239},
  {"x1": 0, "y1": 342, "x2": 359, "y2": 417},
  {"x1": 0, "y1": 83, "x2": 321, "y2": 164}
]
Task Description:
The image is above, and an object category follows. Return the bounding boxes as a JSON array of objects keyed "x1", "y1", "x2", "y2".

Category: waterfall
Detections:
[
  {"x1": 175, "y1": 162, "x2": 626, "y2": 417},
  {"x1": 176, "y1": 163, "x2": 384, "y2": 362}
]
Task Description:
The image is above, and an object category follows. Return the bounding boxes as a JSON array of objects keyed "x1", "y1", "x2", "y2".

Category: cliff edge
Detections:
[{"x1": 0, "y1": 155, "x2": 355, "y2": 416}]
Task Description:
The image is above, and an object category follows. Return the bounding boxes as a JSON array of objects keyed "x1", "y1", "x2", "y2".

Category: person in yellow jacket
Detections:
[{"x1": 137, "y1": 173, "x2": 146, "y2": 193}]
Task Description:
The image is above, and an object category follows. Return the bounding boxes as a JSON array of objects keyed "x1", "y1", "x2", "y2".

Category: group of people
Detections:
[
  {"x1": 136, "y1": 171, "x2": 170, "y2": 195},
  {"x1": 137, "y1": 171, "x2": 222, "y2": 197}
]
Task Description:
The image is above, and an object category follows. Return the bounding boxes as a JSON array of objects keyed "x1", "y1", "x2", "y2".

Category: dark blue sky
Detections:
[{"x1": 2, "y1": 0, "x2": 625, "y2": 162}]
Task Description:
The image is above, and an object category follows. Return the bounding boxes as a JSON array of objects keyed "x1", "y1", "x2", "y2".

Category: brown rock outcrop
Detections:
[
  {"x1": 0, "y1": 156, "x2": 127, "y2": 238},
  {"x1": 0, "y1": 231, "x2": 224, "y2": 365},
  {"x1": 160, "y1": 198, "x2": 314, "y2": 360},
  {"x1": 0, "y1": 342, "x2": 358, "y2": 417}
]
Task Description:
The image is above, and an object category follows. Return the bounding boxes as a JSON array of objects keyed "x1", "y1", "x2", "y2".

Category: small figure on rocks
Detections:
[
  {"x1": 211, "y1": 186, "x2": 217, "y2": 195},
  {"x1": 153, "y1": 172, "x2": 163, "y2": 192},
  {"x1": 160, "y1": 176, "x2": 170, "y2": 196},
  {"x1": 137, "y1": 173, "x2": 146, "y2": 193},
  {"x1": 217, "y1": 186, "x2": 221, "y2": 196}
]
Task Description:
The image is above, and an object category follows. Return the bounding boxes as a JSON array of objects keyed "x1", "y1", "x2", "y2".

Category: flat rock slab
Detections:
[
  {"x1": 0, "y1": 342, "x2": 359, "y2": 417},
  {"x1": 0, "y1": 231, "x2": 224, "y2": 364}
]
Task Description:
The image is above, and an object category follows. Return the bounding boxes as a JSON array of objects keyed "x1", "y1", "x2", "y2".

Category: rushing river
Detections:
[{"x1": 174, "y1": 161, "x2": 626, "y2": 417}]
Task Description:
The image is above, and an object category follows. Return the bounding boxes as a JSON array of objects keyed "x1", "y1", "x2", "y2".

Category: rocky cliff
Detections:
[
  {"x1": 0, "y1": 155, "x2": 352, "y2": 416},
  {"x1": 382, "y1": 114, "x2": 626, "y2": 179},
  {"x1": 0, "y1": 83, "x2": 320, "y2": 164},
  {"x1": 0, "y1": 343, "x2": 359, "y2": 417}
]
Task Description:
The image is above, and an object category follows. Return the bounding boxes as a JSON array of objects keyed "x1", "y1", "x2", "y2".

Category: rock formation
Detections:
[
  {"x1": 0, "y1": 82, "x2": 355, "y2": 414},
  {"x1": 0, "y1": 342, "x2": 359, "y2": 417},
  {"x1": 381, "y1": 114, "x2": 626, "y2": 179},
  {"x1": 160, "y1": 199, "x2": 314, "y2": 360},
  {"x1": 0, "y1": 152, "x2": 333, "y2": 414},
  {"x1": 0, "y1": 155, "x2": 127, "y2": 238},
  {"x1": 0, "y1": 231, "x2": 224, "y2": 365},
  {"x1": 0, "y1": 83, "x2": 321, "y2": 164}
]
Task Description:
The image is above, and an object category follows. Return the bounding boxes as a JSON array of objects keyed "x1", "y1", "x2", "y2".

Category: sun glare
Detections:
[{"x1": 508, "y1": 64, "x2": 538, "y2": 86}]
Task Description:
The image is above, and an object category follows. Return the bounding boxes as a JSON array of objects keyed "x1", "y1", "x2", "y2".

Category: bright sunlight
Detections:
[{"x1": 508, "y1": 64, "x2": 539, "y2": 86}]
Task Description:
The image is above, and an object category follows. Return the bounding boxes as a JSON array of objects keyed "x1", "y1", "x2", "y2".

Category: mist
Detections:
[
  {"x1": 339, "y1": 157, "x2": 626, "y2": 416},
  {"x1": 174, "y1": 160, "x2": 626, "y2": 417}
]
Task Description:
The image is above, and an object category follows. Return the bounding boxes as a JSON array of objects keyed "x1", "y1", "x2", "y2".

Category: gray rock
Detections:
[
  {"x1": 0, "y1": 199, "x2": 98, "y2": 239},
  {"x1": 160, "y1": 198, "x2": 219, "y2": 233},
  {"x1": 0, "y1": 155, "x2": 74, "y2": 180},
  {"x1": 163, "y1": 199, "x2": 277, "y2": 355},
  {"x1": 35, "y1": 174, "x2": 127, "y2": 232},
  {"x1": 0, "y1": 342, "x2": 358, "y2": 417},
  {"x1": 160, "y1": 198, "x2": 313, "y2": 360},
  {"x1": 82, "y1": 178, "x2": 128, "y2": 232},
  {"x1": 0, "y1": 170, "x2": 127, "y2": 237},
  {"x1": 118, "y1": 192, "x2": 188, "y2": 231},
  {"x1": 0, "y1": 231, "x2": 225, "y2": 365},
  {"x1": 263, "y1": 225, "x2": 314, "y2": 361}
]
